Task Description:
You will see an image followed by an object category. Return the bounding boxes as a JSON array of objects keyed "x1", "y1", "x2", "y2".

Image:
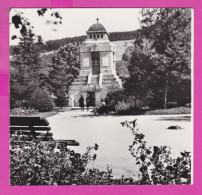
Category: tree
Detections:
[
  {"x1": 31, "y1": 89, "x2": 54, "y2": 112},
  {"x1": 10, "y1": 29, "x2": 41, "y2": 108},
  {"x1": 48, "y1": 43, "x2": 80, "y2": 106},
  {"x1": 142, "y1": 8, "x2": 191, "y2": 109},
  {"x1": 124, "y1": 41, "x2": 157, "y2": 107},
  {"x1": 127, "y1": 8, "x2": 191, "y2": 109},
  {"x1": 10, "y1": 8, "x2": 62, "y2": 41}
]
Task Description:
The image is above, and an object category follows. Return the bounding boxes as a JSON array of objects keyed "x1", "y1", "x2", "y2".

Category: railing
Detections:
[
  {"x1": 99, "y1": 73, "x2": 103, "y2": 88},
  {"x1": 87, "y1": 73, "x2": 92, "y2": 84}
]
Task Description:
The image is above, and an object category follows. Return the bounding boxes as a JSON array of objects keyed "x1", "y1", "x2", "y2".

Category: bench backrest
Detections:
[{"x1": 10, "y1": 116, "x2": 50, "y2": 132}]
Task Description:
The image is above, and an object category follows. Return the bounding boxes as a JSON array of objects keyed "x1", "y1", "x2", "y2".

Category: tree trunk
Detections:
[{"x1": 164, "y1": 79, "x2": 168, "y2": 109}]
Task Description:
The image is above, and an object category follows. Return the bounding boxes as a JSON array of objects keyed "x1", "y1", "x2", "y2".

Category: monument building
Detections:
[{"x1": 68, "y1": 18, "x2": 122, "y2": 107}]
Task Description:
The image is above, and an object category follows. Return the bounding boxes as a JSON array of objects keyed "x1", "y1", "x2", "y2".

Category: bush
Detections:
[
  {"x1": 10, "y1": 107, "x2": 37, "y2": 116},
  {"x1": 30, "y1": 90, "x2": 54, "y2": 112},
  {"x1": 105, "y1": 90, "x2": 126, "y2": 105},
  {"x1": 10, "y1": 134, "x2": 135, "y2": 185},
  {"x1": 10, "y1": 119, "x2": 191, "y2": 185},
  {"x1": 105, "y1": 92, "x2": 145, "y2": 115},
  {"x1": 121, "y1": 120, "x2": 191, "y2": 184},
  {"x1": 115, "y1": 96, "x2": 145, "y2": 115}
]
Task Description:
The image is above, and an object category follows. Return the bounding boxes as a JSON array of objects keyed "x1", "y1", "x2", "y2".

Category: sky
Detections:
[{"x1": 10, "y1": 8, "x2": 141, "y2": 45}]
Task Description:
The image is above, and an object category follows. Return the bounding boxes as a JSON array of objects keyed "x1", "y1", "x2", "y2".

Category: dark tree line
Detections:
[{"x1": 10, "y1": 30, "x2": 139, "y2": 55}]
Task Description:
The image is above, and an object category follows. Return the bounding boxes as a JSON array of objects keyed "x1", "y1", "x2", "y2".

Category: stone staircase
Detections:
[
  {"x1": 70, "y1": 76, "x2": 87, "y2": 89},
  {"x1": 91, "y1": 75, "x2": 99, "y2": 85},
  {"x1": 69, "y1": 74, "x2": 122, "y2": 90},
  {"x1": 102, "y1": 74, "x2": 122, "y2": 89}
]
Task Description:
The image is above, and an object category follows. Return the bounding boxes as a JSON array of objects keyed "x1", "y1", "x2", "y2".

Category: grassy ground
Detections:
[
  {"x1": 13, "y1": 106, "x2": 191, "y2": 119},
  {"x1": 28, "y1": 107, "x2": 71, "y2": 118},
  {"x1": 145, "y1": 107, "x2": 191, "y2": 115}
]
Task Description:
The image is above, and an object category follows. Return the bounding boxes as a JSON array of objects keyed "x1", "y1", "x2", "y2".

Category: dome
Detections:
[{"x1": 87, "y1": 23, "x2": 107, "y2": 33}]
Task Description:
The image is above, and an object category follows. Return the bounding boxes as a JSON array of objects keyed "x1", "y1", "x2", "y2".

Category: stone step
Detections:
[
  {"x1": 102, "y1": 78, "x2": 116, "y2": 82},
  {"x1": 77, "y1": 76, "x2": 87, "y2": 80},
  {"x1": 102, "y1": 83, "x2": 121, "y2": 87},
  {"x1": 102, "y1": 80, "x2": 120, "y2": 84},
  {"x1": 91, "y1": 81, "x2": 99, "y2": 84},
  {"x1": 74, "y1": 79, "x2": 87, "y2": 82},
  {"x1": 102, "y1": 75, "x2": 115, "y2": 79},
  {"x1": 71, "y1": 82, "x2": 86, "y2": 85},
  {"x1": 91, "y1": 75, "x2": 99, "y2": 78}
]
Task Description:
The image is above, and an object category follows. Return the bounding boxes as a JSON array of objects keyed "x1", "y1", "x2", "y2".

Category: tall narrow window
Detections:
[
  {"x1": 90, "y1": 35, "x2": 92, "y2": 39},
  {"x1": 101, "y1": 35, "x2": 103, "y2": 38},
  {"x1": 97, "y1": 35, "x2": 99, "y2": 38},
  {"x1": 93, "y1": 35, "x2": 96, "y2": 39}
]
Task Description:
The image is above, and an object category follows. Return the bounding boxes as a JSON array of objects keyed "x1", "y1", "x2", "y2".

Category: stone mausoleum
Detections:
[{"x1": 68, "y1": 19, "x2": 122, "y2": 107}]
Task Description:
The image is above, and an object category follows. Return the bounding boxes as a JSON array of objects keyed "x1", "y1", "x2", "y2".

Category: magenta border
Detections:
[{"x1": 0, "y1": 0, "x2": 201, "y2": 194}]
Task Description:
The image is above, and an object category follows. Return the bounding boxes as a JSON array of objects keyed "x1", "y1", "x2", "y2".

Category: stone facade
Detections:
[{"x1": 68, "y1": 20, "x2": 122, "y2": 107}]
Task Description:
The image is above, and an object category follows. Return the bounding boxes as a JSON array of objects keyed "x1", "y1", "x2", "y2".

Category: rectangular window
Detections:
[
  {"x1": 93, "y1": 35, "x2": 96, "y2": 39},
  {"x1": 102, "y1": 57, "x2": 109, "y2": 66},
  {"x1": 97, "y1": 35, "x2": 99, "y2": 38},
  {"x1": 101, "y1": 35, "x2": 103, "y2": 38},
  {"x1": 83, "y1": 58, "x2": 90, "y2": 67},
  {"x1": 90, "y1": 35, "x2": 92, "y2": 39}
]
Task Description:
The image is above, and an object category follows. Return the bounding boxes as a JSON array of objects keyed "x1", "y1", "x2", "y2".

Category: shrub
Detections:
[
  {"x1": 10, "y1": 134, "x2": 100, "y2": 185},
  {"x1": 120, "y1": 120, "x2": 191, "y2": 184},
  {"x1": 10, "y1": 107, "x2": 37, "y2": 115},
  {"x1": 10, "y1": 120, "x2": 191, "y2": 185},
  {"x1": 30, "y1": 90, "x2": 54, "y2": 112},
  {"x1": 115, "y1": 97, "x2": 145, "y2": 115},
  {"x1": 94, "y1": 100, "x2": 116, "y2": 115},
  {"x1": 105, "y1": 90, "x2": 126, "y2": 105}
]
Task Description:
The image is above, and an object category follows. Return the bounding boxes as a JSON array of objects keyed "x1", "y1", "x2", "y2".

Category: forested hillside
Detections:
[{"x1": 10, "y1": 30, "x2": 138, "y2": 55}]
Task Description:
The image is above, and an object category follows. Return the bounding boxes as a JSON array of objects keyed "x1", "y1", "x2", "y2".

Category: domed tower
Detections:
[{"x1": 69, "y1": 18, "x2": 122, "y2": 107}]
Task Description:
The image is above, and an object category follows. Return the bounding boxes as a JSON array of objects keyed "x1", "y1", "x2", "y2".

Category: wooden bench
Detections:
[
  {"x1": 55, "y1": 139, "x2": 80, "y2": 148},
  {"x1": 10, "y1": 116, "x2": 80, "y2": 146},
  {"x1": 10, "y1": 116, "x2": 53, "y2": 141}
]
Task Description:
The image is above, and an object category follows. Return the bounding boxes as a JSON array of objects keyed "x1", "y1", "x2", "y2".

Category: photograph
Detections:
[{"x1": 9, "y1": 8, "x2": 193, "y2": 185}]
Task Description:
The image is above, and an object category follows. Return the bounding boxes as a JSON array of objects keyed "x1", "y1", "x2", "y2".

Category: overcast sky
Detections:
[{"x1": 10, "y1": 8, "x2": 141, "y2": 45}]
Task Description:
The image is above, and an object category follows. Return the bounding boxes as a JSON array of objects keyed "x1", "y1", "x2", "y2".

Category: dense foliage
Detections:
[
  {"x1": 10, "y1": 119, "x2": 191, "y2": 185},
  {"x1": 104, "y1": 91, "x2": 146, "y2": 115},
  {"x1": 30, "y1": 89, "x2": 54, "y2": 112},
  {"x1": 123, "y1": 8, "x2": 191, "y2": 109},
  {"x1": 47, "y1": 43, "x2": 80, "y2": 106},
  {"x1": 121, "y1": 120, "x2": 191, "y2": 184},
  {"x1": 10, "y1": 29, "x2": 41, "y2": 109}
]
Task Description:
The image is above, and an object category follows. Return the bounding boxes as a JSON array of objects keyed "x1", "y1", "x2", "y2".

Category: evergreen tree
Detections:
[
  {"x1": 124, "y1": 42, "x2": 156, "y2": 107},
  {"x1": 10, "y1": 29, "x2": 41, "y2": 108}
]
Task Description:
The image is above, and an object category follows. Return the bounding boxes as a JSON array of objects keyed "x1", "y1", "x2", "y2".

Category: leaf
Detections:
[
  {"x1": 37, "y1": 10, "x2": 43, "y2": 16},
  {"x1": 140, "y1": 154, "x2": 145, "y2": 162},
  {"x1": 94, "y1": 143, "x2": 99, "y2": 150},
  {"x1": 11, "y1": 35, "x2": 17, "y2": 40},
  {"x1": 54, "y1": 12, "x2": 62, "y2": 20},
  {"x1": 20, "y1": 25, "x2": 26, "y2": 35},
  {"x1": 180, "y1": 152, "x2": 185, "y2": 157},
  {"x1": 146, "y1": 150, "x2": 152, "y2": 155},
  {"x1": 12, "y1": 15, "x2": 22, "y2": 28}
]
